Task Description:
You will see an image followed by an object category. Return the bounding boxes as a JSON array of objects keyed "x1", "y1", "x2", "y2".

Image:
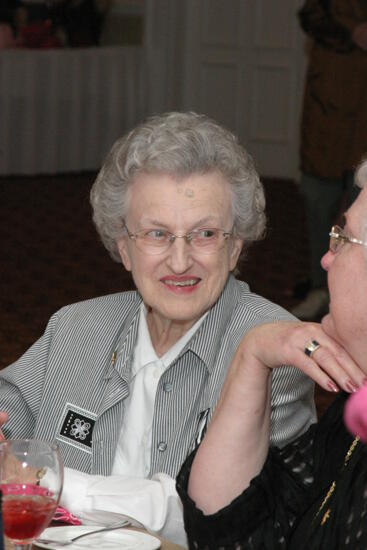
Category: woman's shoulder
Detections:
[
  {"x1": 60, "y1": 289, "x2": 139, "y2": 310},
  {"x1": 233, "y1": 278, "x2": 295, "y2": 323},
  {"x1": 50, "y1": 290, "x2": 142, "y2": 328}
]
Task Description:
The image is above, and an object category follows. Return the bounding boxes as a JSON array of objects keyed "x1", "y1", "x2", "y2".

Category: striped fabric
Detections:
[{"x1": 0, "y1": 275, "x2": 316, "y2": 478}]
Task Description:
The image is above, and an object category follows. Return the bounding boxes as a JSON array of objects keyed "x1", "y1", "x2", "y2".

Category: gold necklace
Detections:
[{"x1": 313, "y1": 435, "x2": 360, "y2": 526}]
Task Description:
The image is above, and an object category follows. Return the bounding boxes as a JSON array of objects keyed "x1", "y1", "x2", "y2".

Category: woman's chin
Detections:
[
  {"x1": 321, "y1": 313, "x2": 335, "y2": 338},
  {"x1": 321, "y1": 313, "x2": 346, "y2": 351}
]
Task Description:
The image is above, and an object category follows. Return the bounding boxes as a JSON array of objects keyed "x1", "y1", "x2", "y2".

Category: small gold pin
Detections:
[
  {"x1": 111, "y1": 351, "x2": 117, "y2": 366},
  {"x1": 321, "y1": 508, "x2": 331, "y2": 525}
]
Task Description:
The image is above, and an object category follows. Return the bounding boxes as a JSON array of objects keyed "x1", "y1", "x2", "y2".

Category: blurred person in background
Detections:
[{"x1": 292, "y1": 0, "x2": 367, "y2": 320}]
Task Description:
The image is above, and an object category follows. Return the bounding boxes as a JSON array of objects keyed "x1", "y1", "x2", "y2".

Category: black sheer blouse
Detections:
[{"x1": 177, "y1": 393, "x2": 367, "y2": 549}]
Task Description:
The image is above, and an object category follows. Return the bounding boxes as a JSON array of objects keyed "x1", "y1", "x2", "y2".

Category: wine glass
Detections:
[{"x1": 0, "y1": 439, "x2": 63, "y2": 550}]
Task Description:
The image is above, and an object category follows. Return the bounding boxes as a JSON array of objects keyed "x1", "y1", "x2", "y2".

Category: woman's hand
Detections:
[
  {"x1": 0, "y1": 411, "x2": 9, "y2": 440},
  {"x1": 2, "y1": 450, "x2": 40, "y2": 485},
  {"x1": 187, "y1": 320, "x2": 365, "y2": 514},
  {"x1": 231, "y1": 321, "x2": 365, "y2": 395}
]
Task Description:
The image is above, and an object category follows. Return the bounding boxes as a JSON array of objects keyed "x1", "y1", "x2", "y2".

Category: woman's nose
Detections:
[
  {"x1": 321, "y1": 249, "x2": 334, "y2": 272},
  {"x1": 166, "y1": 238, "x2": 193, "y2": 271}
]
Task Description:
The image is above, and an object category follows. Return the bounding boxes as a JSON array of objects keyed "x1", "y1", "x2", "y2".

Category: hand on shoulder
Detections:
[{"x1": 232, "y1": 321, "x2": 365, "y2": 395}]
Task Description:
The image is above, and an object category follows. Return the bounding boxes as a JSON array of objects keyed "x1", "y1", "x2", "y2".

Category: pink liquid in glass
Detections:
[{"x1": 2, "y1": 484, "x2": 57, "y2": 543}]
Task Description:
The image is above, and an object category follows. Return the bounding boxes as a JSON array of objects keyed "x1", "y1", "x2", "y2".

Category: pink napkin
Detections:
[
  {"x1": 53, "y1": 506, "x2": 82, "y2": 525},
  {"x1": 344, "y1": 384, "x2": 367, "y2": 442}
]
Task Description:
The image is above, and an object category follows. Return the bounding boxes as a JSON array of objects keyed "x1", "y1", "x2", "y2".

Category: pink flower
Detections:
[{"x1": 344, "y1": 385, "x2": 367, "y2": 442}]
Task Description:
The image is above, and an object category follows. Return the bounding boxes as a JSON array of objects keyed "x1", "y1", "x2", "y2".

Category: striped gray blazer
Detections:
[{"x1": 0, "y1": 275, "x2": 316, "y2": 477}]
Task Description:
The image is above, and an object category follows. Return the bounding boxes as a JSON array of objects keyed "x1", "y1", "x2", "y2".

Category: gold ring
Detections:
[{"x1": 304, "y1": 339, "x2": 321, "y2": 358}]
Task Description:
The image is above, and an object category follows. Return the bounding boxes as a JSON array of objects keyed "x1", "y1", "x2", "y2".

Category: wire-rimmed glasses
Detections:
[
  {"x1": 124, "y1": 226, "x2": 234, "y2": 255},
  {"x1": 329, "y1": 225, "x2": 367, "y2": 254}
]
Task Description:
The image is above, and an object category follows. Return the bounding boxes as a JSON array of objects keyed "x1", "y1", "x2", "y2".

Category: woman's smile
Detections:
[{"x1": 160, "y1": 275, "x2": 201, "y2": 292}]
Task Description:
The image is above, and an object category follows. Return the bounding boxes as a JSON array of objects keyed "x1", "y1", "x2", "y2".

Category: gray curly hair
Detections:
[{"x1": 90, "y1": 111, "x2": 266, "y2": 263}]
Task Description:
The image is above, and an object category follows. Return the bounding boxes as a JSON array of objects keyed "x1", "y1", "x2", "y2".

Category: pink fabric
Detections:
[
  {"x1": 53, "y1": 506, "x2": 82, "y2": 525},
  {"x1": 344, "y1": 385, "x2": 367, "y2": 442}
]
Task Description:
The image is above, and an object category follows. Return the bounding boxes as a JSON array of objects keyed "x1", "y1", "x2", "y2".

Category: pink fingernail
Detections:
[
  {"x1": 327, "y1": 381, "x2": 340, "y2": 393},
  {"x1": 345, "y1": 380, "x2": 358, "y2": 393}
]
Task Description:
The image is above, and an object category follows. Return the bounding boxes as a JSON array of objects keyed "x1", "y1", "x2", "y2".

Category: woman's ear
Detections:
[
  {"x1": 116, "y1": 237, "x2": 132, "y2": 272},
  {"x1": 229, "y1": 237, "x2": 244, "y2": 271}
]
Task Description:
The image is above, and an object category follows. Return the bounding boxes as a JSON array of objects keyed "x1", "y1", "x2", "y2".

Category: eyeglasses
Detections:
[
  {"x1": 329, "y1": 225, "x2": 367, "y2": 254},
  {"x1": 124, "y1": 225, "x2": 233, "y2": 255}
]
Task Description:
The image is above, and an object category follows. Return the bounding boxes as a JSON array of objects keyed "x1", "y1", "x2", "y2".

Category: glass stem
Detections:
[{"x1": 13, "y1": 544, "x2": 32, "y2": 550}]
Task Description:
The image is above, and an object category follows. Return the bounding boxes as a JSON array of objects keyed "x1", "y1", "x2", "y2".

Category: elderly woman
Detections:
[
  {"x1": 177, "y1": 158, "x2": 367, "y2": 548},
  {"x1": 0, "y1": 112, "x2": 315, "y2": 545}
]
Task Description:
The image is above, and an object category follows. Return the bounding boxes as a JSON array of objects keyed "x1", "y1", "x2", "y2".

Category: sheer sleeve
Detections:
[
  {"x1": 177, "y1": 424, "x2": 318, "y2": 549},
  {"x1": 177, "y1": 394, "x2": 354, "y2": 549}
]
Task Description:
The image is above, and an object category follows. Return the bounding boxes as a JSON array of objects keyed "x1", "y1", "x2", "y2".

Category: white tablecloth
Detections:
[{"x1": 0, "y1": 47, "x2": 145, "y2": 175}]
